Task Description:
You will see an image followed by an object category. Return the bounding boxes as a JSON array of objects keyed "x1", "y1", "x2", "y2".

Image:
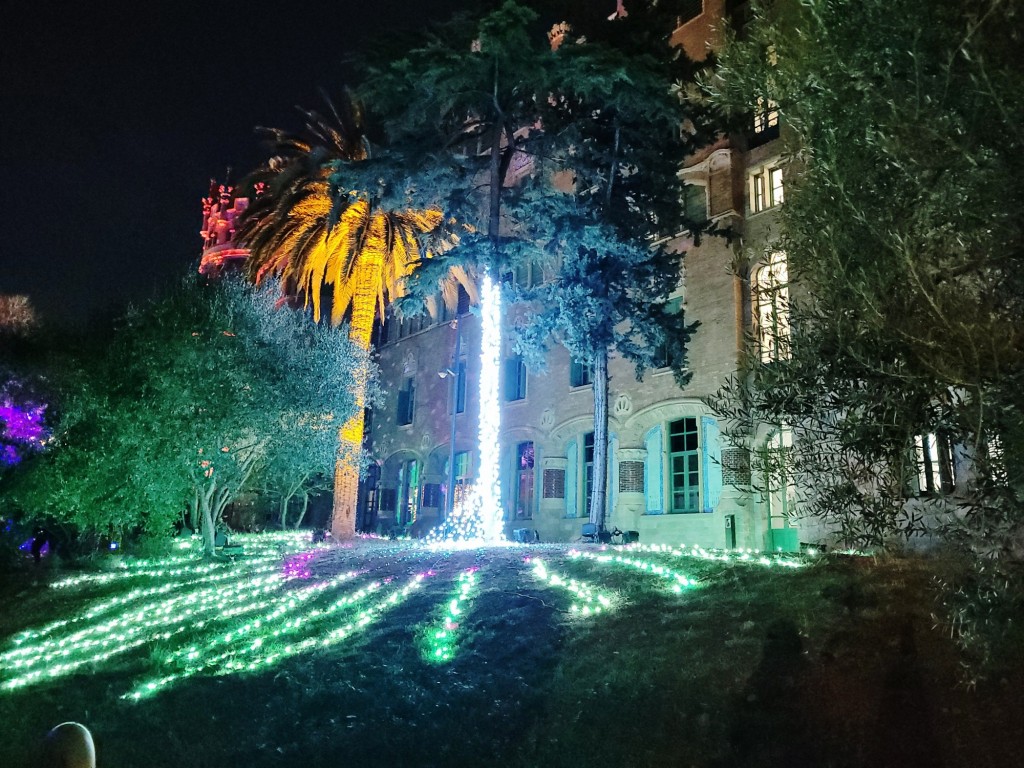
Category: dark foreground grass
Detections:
[{"x1": 1, "y1": 538, "x2": 1022, "y2": 768}]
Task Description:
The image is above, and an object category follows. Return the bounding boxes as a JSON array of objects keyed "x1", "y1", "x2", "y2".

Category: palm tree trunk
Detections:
[
  {"x1": 331, "y1": 259, "x2": 379, "y2": 541},
  {"x1": 589, "y1": 346, "x2": 610, "y2": 529}
]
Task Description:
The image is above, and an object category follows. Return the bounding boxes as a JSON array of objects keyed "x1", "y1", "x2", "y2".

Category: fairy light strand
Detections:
[
  {"x1": 419, "y1": 568, "x2": 478, "y2": 663},
  {"x1": 528, "y1": 557, "x2": 614, "y2": 616}
]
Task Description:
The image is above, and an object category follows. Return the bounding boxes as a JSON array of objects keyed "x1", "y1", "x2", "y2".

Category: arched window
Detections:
[{"x1": 755, "y1": 251, "x2": 790, "y2": 362}]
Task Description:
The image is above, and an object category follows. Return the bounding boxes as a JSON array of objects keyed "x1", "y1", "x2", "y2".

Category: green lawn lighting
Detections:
[
  {"x1": 529, "y1": 558, "x2": 614, "y2": 616},
  {"x1": 626, "y1": 543, "x2": 805, "y2": 570},
  {"x1": 163, "y1": 570, "x2": 366, "y2": 668},
  {"x1": 2, "y1": 571, "x2": 290, "y2": 691},
  {"x1": 1, "y1": 540, "x2": 340, "y2": 693},
  {"x1": 124, "y1": 572, "x2": 428, "y2": 701},
  {"x1": 17, "y1": 560, "x2": 284, "y2": 647},
  {"x1": 45, "y1": 531, "x2": 318, "y2": 591},
  {"x1": 568, "y1": 549, "x2": 697, "y2": 594},
  {"x1": 420, "y1": 568, "x2": 478, "y2": 664},
  {"x1": 48, "y1": 558, "x2": 240, "y2": 590}
]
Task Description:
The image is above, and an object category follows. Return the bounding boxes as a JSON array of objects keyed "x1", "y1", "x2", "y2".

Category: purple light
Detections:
[
  {"x1": 1, "y1": 397, "x2": 50, "y2": 465},
  {"x1": 282, "y1": 550, "x2": 318, "y2": 579},
  {"x1": 18, "y1": 538, "x2": 50, "y2": 557}
]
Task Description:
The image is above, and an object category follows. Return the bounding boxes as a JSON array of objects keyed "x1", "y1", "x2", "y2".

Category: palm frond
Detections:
[{"x1": 237, "y1": 90, "x2": 470, "y2": 328}]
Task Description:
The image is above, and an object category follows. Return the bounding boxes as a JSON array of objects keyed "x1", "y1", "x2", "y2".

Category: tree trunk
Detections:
[
  {"x1": 488, "y1": 112, "x2": 503, "y2": 247},
  {"x1": 188, "y1": 489, "x2": 200, "y2": 533},
  {"x1": 589, "y1": 346, "x2": 610, "y2": 529},
  {"x1": 293, "y1": 493, "x2": 310, "y2": 529},
  {"x1": 332, "y1": 259, "x2": 378, "y2": 542},
  {"x1": 199, "y1": 484, "x2": 218, "y2": 558},
  {"x1": 605, "y1": 123, "x2": 621, "y2": 210},
  {"x1": 279, "y1": 493, "x2": 291, "y2": 530}
]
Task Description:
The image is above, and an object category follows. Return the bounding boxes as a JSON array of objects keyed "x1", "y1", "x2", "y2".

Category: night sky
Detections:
[{"x1": 0, "y1": 0, "x2": 472, "y2": 325}]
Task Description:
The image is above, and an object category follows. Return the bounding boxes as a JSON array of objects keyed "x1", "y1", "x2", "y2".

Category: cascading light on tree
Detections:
[{"x1": 426, "y1": 274, "x2": 504, "y2": 544}]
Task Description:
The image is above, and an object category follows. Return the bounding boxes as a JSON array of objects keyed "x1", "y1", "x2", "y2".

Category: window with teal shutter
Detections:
[
  {"x1": 565, "y1": 440, "x2": 578, "y2": 518},
  {"x1": 701, "y1": 416, "x2": 722, "y2": 512},
  {"x1": 644, "y1": 426, "x2": 663, "y2": 514},
  {"x1": 504, "y1": 355, "x2": 527, "y2": 401}
]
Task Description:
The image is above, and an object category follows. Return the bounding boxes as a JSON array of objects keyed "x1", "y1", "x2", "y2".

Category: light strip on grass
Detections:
[
  {"x1": 125, "y1": 572, "x2": 428, "y2": 700},
  {"x1": 626, "y1": 543, "x2": 805, "y2": 569},
  {"x1": 529, "y1": 558, "x2": 614, "y2": 616},
  {"x1": 420, "y1": 568, "x2": 478, "y2": 663},
  {"x1": 568, "y1": 549, "x2": 696, "y2": 594}
]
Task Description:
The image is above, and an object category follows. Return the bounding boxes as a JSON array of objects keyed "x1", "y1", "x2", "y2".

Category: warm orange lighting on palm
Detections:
[{"x1": 237, "y1": 93, "x2": 474, "y2": 541}]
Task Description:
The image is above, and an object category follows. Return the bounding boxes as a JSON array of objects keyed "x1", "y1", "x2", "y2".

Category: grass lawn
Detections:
[{"x1": 1, "y1": 534, "x2": 1022, "y2": 768}]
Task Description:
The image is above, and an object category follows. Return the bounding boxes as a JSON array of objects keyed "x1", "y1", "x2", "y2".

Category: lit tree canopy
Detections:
[{"x1": 8, "y1": 277, "x2": 365, "y2": 555}]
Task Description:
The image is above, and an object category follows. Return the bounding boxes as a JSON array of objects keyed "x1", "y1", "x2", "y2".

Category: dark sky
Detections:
[{"x1": 0, "y1": 0, "x2": 472, "y2": 325}]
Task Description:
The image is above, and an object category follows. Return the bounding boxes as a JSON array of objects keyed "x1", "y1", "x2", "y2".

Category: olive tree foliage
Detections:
[
  {"x1": 705, "y1": 0, "x2": 1024, "y2": 670},
  {"x1": 9, "y1": 276, "x2": 365, "y2": 555}
]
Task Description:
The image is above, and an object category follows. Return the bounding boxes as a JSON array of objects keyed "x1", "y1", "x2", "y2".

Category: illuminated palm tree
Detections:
[{"x1": 238, "y1": 92, "x2": 475, "y2": 541}]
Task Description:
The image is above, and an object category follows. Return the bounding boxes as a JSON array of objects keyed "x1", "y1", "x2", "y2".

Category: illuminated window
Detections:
[
  {"x1": 453, "y1": 450, "x2": 472, "y2": 481},
  {"x1": 913, "y1": 433, "x2": 954, "y2": 494},
  {"x1": 985, "y1": 433, "x2": 1007, "y2": 486},
  {"x1": 755, "y1": 251, "x2": 790, "y2": 362},
  {"x1": 765, "y1": 427, "x2": 797, "y2": 525},
  {"x1": 584, "y1": 432, "x2": 595, "y2": 512},
  {"x1": 669, "y1": 418, "x2": 700, "y2": 513},
  {"x1": 443, "y1": 451, "x2": 473, "y2": 514},
  {"x1": 750, "y1": 163, "x2": 784, "y2": 213},
  {"x1": 397, "y1": 459, "x2": 419, "y2": 525},
  {"x1": 753, "y1": 96, "x2": 779, "y2": 134},
  {"x1": 515, "y1": 441, "x2": 535, "y2": 519},
  {"x1": 570, "y1": 360, "x2": 592, "y2": 388},
  {"x1": 504, "y1": 355, "x2": 527, "y2": 401}
]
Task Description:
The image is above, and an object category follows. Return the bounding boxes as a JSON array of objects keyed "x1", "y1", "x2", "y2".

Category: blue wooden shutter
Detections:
[
  {"x1": 565, "y1": 440, "x2": 578, "y2": 518},
  {"x1": 644, "y1": 426, "x2": 663, "y2": 514},
  {"x1": 503, "y1": 358, "x2": 516, "y2": 401},
  {"x1": 609, "y1": 433, "x2": 618, "y2": 514},
  {"x1": 701, "y1": 416, "x2": 722, "y2": 512}
]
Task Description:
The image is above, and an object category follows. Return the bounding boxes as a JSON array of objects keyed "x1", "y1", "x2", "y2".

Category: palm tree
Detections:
[{"x1": 237, "y1": 92, "x2": 475, "y2": 541}]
